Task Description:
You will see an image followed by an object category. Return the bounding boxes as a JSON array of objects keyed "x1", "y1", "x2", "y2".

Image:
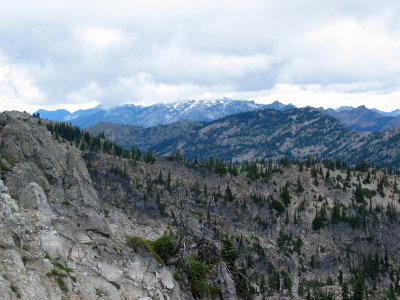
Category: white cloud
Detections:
[
  {"x1": 249, "y1": 84, "x2": 400, "y2": 112},
  {"x1": 65, "y1": 82, "x2": 102, "y2": 105},
  {"x1": 0, "y1": 51, "x2": 46, "y2": 112},
  {"x1": 1, "y1": 0, "x2": 400, "y2": 112},
  {"x1": 83, "y1": 27, "x2": 123, "y2": 47}
]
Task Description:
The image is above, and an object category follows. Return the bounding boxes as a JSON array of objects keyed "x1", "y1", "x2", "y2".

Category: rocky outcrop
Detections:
[
  {"x1": 208, "y1": 264, "x2": 237, "y2": 300},
  {"x1": 19, "y1": 183, "x2": 52, "y2": 214},
  {"x1": 0, "y1": 112, "x2": 190, "y2": 299}
]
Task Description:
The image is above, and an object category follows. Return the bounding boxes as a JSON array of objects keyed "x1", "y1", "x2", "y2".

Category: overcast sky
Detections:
[{"x1": 1, "y1": 0, "x2": 400, "y2": 112}]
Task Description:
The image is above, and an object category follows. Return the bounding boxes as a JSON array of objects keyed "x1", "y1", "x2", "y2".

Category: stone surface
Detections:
[
  {"x1": 157, "y1": 268, "x2": 175, "y2": 290},
  {"x1": 98, "y1": 261, "x2": 124, "y2": 287},
  {"x1": 4, "y1": 162, "x2": 50, "y2": 196},
  {"x1": 0, "y1": 224, "x2": 14, "y2": 248},
  {"x1": 18, "y1": 182, "x2": 52, "y2": 214},
  {"x1": 209, "y1": 264, "x2": 237, "y2": 300},
  {"x1": 0, "y1": 179, "x2": 8, "y2": 193},
  {"x1": 39, "y1": 230, "x2": 67, "y2": 260}
]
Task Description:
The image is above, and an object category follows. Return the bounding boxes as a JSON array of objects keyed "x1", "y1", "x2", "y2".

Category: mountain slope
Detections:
[
  {"x1": 328, "y1": 106, "x2": 395, "y2": 131},
  {"x1": 88, "y1": 107, "x2": 400, "y2": 168},
  {"x1": 2, "y1": 111, "x2": 400, "y2": 299}
]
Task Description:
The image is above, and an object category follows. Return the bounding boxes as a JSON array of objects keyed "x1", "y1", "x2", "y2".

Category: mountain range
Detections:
[
  {"x1": 37, "y1": 99, "x2": 400, "y2": 131},
  {"x1": 37, "y1": 99, "x2": 295, "y2": 128},
  {"x1": 88, "y1": 107, "x2": 400, "y2": 168}
]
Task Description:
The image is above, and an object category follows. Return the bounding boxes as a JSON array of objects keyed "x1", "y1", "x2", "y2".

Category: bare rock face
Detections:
[
  {"x1": 0, "y1": 112, "x2": 189, "y2": 299},
  {"x1": 4, "y1": 162, "x2": 50, "y2": 196},
  {"x1": 39, "y1": 231, "x2": 67, "y2": 261},
  {"x1": 19, "y1": 183, "x2": 52, "y2": 214},
  {"x1": 1, "y1": 111, "x2": 111, "y2": 237},
  {"x1": 98, "y1": 261, "x2": 123, "y2": 285},
  {"x1": 208, "y1": 264, "x2": 237, "y2": 300},
  {"x1": 76, "y1": 208, "x2": 111, "y2": 237}
]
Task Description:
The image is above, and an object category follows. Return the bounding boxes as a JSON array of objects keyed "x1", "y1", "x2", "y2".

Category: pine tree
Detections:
[
  {"x1": 220, "y1": 234, "x2": 240, "y2": 266},
  {"x1": 225, "y1": 185, "x2": 234, "y2": 202},
  {"x1": 352, "y1": 273, "x2": 364, "y2": 300},
  {"x1": 157, "y1": 170, "x2": 164, "y2": 184},
  {"x1": 355, "y1": 182, "x2": 364, "y2": 203},
  {"x1": 342, "y1": 282, "x2": 349, "y2": 300},
  {"x1": 281, "y1": 181, "x2": 291, "y2": 206},
  {"x1": 331, "y1": 201, "x2": 341, "y2": 224},
  {"x1": 144, "y1": 148, "x2": 156, "y2": 164},
  {"x1": 325, "y1": 169, "x2": 330, "y2": 181}
]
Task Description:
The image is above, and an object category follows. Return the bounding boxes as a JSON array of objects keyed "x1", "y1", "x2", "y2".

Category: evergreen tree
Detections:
[
  {"x1": 355, "y1": 182, "x2": 364, "y2": 203},
  {"x1": 225, "y1": 185, "x2": 234, "y2": 202},
  {"x1": 325, "y1": 169, "x2": 330, "y2": 182},
  {"x1": 144, "y1": 148, "x2": 156, "y2": 164},
  {"x1": 331, "y1": 201, "x2": 341, "y2": 224},
  {"x1": 220, "y1": 235, "x2": 240, "y2": 266},
  {"x1": 342, "y1": 283, "x2": 349, "y2": 300},
  {"x1": 281, "y1": 181, "x2": 291, "y2": 206},
  {"x1": 352, "y1": 273, "x2": 364, "y2": 300}
]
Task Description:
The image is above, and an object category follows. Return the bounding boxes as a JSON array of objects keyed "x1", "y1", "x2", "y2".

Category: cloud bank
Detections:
[{"x1": 0, "y1": 0, "x2": 400, "y2": 112}]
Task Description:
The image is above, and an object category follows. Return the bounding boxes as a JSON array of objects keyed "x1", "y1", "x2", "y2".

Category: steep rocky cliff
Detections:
[{"x1": 0, "y1": 111, "x2": 191, "y2": 299}]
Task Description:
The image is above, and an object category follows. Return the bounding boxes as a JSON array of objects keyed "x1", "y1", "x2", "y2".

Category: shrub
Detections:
[
  {"x1": 185, "y1": 256, "x2": 210, "y2": 298},
  {"x1": 147, "y1": 233, "x2": 175, "y2": 263},
  {"x1": 126, "y1": 236, "x2": 168, "y2": 266},
  {"x1": 56, "y1": 277, "x2": 68, "y2": 292}
]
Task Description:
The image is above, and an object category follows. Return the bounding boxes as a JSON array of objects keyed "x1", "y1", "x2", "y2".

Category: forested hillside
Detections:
[{"x1": 88, "y1": 108, "x2": 400, "y2": 168}]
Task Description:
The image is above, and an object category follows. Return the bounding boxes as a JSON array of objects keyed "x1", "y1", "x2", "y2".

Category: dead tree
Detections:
[{"x1": 167, "y1": 189, "x2": 189, "y2": 265}]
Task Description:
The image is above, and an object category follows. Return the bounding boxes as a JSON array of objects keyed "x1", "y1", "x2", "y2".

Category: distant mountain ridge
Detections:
[
  {"x1": 322, "y1": 105, "x2": 400, "y2": 131},
  {"x1": 36, "y1": 99, "x2": 400, "y2": 131},
  {"x1": 36, "y1": 99, "x2": 295, "y2": 128}
]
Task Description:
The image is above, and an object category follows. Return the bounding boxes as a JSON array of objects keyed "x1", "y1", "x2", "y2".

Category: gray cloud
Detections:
[{"x1": 0, "y1": 0, "x2": 400, "y2": 112}]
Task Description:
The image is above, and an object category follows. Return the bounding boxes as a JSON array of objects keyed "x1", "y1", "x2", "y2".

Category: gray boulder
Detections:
[
  {"x1": 18, "y1": 183, "x2": 52, "y2": 214},
  {"x1": 40, "y1": 230, "x2": 68, "y2": 260}
]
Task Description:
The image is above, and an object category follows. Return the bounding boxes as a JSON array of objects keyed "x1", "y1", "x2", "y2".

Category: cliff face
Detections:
[{"x1": 0, "y1": 111, "x2": 189, "y2": 300}]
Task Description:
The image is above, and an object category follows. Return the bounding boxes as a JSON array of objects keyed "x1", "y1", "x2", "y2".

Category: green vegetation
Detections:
[
  {"x1": 147, "y1": 233, "x2": 175, "y2": 262},
  {"x1": 51, "y1": 261, "x2": 73, "y2": 273},
  {"x1": 56, "y1": 277, "x2": 68, "y2": 292},
  {"x1": 47, "y1": 269, "x2": 66, "y2": 277},
  {"x1": 220, "y1": 235, "x2": 240, "y2": 266},
  {"x1": 185, "y1": 255, "x2": 211, "y2": 298},
  {"x1": 127, "y1": 232, "x2": 175, "y2": 266},
  {"x1": 45, "y1": 121, "x2": 143, "y2": 161}
]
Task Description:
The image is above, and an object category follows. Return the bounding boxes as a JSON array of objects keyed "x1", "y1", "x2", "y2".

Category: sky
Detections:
[{"x1": 1, "y1": 0, "x2": 400, "y2": 113}]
